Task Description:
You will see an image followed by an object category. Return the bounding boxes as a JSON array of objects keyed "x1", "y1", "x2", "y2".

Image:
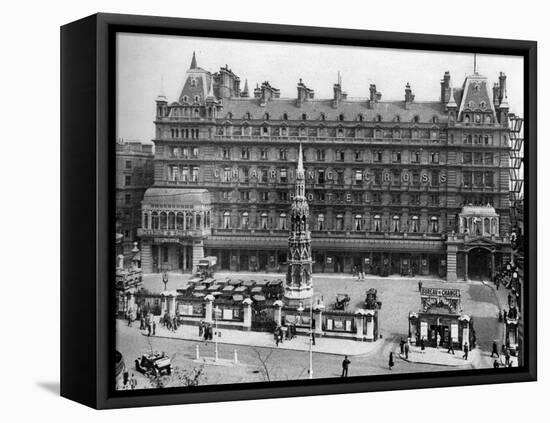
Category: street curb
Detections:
[
  {"x1": 144, "y1": 333, "x2": 358, "y2": 357},
  {"x1": 397, "y1": 353, "x2": 472, "y2": 368}
]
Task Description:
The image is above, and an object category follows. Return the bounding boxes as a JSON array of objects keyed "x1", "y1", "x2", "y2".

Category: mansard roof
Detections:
[
  {"x1": 218, "y1": 98, "x2": 447, "y2": 123},
  {"x1": 457, "y1": 72, "x2": 496, "y2": 116}
]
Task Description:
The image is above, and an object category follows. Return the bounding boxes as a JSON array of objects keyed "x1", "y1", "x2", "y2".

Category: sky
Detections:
[{"x1": 117, "y1": 33, "x2": 524, "y2": 144}]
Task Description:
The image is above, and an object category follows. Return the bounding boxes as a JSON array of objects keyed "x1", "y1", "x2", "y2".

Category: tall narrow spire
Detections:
[
  {"x1": 295, "y1": 143, "x2": 305, "y2": 199},
  {"x1": 473, "y1": 53, "x2": 477, "y2": 74},
  {"x1": 190, "y1": 51, "x2": 197, "y2": 69}
]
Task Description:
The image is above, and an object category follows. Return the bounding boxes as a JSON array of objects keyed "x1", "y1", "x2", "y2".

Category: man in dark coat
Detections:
[
  {"x1": 399, "y1": 338, "x2": 405, "y2": 354},
  {"x1": 491, "y1": 342, "x2": 499, "y2": 358},
  {"x1": 462, "y1": 342, "x2": 469, "y2": 360},
  {"x1": 418, "y1": 281, "x2": 423, "y2": 292},
  {"x1": 388, "y1": 352, "x2": 394, "y2": 370},
  {"x1": 341, "y1": 356, "x2": 350, "y2": 377},
  {"x1": 404, "y1": 342, "x2": 410, "y2": 359}
]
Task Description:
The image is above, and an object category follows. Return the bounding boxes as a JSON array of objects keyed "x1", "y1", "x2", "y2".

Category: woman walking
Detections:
[{"x1": 388, "y1": 352, "x2": 394, "y2": 370}]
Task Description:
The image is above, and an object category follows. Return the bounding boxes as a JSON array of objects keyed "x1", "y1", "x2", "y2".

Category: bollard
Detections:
[
  {"x1": 234, "y1": 349, "x2": 238, "y2": 364},
  {"x1": 195, "y1": 344, "x2": 200, "y2": 361}
]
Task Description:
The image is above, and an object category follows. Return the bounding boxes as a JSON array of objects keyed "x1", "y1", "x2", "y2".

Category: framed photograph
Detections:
[{"x1": 61, "y1": 13, "x2": 537, "y2": 409}]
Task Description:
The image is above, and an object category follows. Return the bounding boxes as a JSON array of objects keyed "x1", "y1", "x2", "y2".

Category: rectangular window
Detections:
[
  {"x1": 162, "y1": 246, "x2": 168, "y2": 262},
  {"x1": 484, "y1": 172, "x2": 494, "y2": 187},
  {"x1": 431, "y1": 171, "x2": 439, "y2": 187},
  {"x1": 124, "y1": 193, "x2": 131, "y2": 205},
  {"x1": 372, "y1": 192, "x2": 381, "y2": 204},
  {"x1": 474, "y1": 171, "x2": 483, "y2": 187},
  {"x1": 392, "y1": 151, "x2": 401, "y2": 163},
  {"x1": 170, "y1": 165, "x2": 179, "y2": 181},
  {"x1": 391, "y1": 193, "x2": 400, "y2": 204},
  {"x1": 241, "y1": 148, "x2": 250, "y2": 160},
  {"x1": 484, "y1": 152, "x2": 493, "y2": 165},
  {"x1": 412, "y1": 170, "x2": 420, "y2": 186},
  {"x1": 242, "y1": 167, "x2": 249, "y2": 183},
  {"x1": 318, "y1": 169, "x2": 325, "y2": 184},
  {"x1": 124, "y1": 175, "x2": 131, "y2": 186},
  {"x1": 463, "y1": 152, "x2": 472, "y2": 164},
  {"x1": 354, "y1": 150, "x2": 362, "y2": 161},
  {"x1": 353, "y1": 192, "x2": 362, "y2": 203},
  {"x1": 280, "y1": 168, "x2": 288, "y2": 183},
  {"x1": 392, "y1": 170, "x2": 401, "y2": 186},
  {"x1": 192, "y1": 147, "x2": 199, "y2": 158},
  {"x1": 279, "y1": 191, "x2": 288, "y2": 201},
  {"x1": 463, "y1": 171, "x2": 473, "y2": 187},
  {"x1": 410, "y1": 193, "x2": 420, "y2": 205},
  {"x1": 259, "y1": 191, "x2": 269, "y2": 201},
  {"x1": 191, "y1": 167, "x2": 199, "y2": 182},
  {"x1": 373, "y1": 151, "x2": 383, "y2": 162},
  {"x1": 355, "y1": 169, "x2": 363, "y2": 185},
  {"x1": 279, "y1": 148, "x2": 288, "y2": 160},
  {"x1": 240, "y1": 191, "x2": 250, "y2": 201},
  {"x1": 181, "y1": 167, "x2": 189, "y2": 181},
  {"x1": 261, "y1": 168, "x2": 268, "y2": 183},
  {"x1": 336, "y1": 150, "x2": 345, "y2": 161},
  {"x1": 474, "y1": 152, "x2": 483, "y2": 165},
  {"x1": 316, "y1": 149, "x2": 325, "y2": 161},
  {"x1": 317, "y1": 192, "x2": 325, "y2": 202},
  {"x1": 222, "y1": 148, "x2": 231, "y2": 159},
  {"x1": 125, "y1": 160, "x2": 132, "y2": 169},
  {"x1": 336, "y1": 170, "x2": 345, "y2": 185},
  {"x1": 182, "y1": 147, "x2": 189, "y2": 158},
  {"x1": 430, "y1": 194, "x2": 439, "y2": 206},
  {"x1": 430, "y1": 152, "x2": 439, "y2": 163},
  {"x1": 410, "y1": 151, "x2": 420, "y2": 163},
  {"x1": 374, "y1": 169, "x2": 382, "y2": 185},
  {"x1": 260, "y1": 148, "x2": 268, "y2": 160}
]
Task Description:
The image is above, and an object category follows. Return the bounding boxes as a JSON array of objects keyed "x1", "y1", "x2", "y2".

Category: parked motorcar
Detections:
[{"x1": 135, "y1": 351, "x2": 172, "y2": 376}]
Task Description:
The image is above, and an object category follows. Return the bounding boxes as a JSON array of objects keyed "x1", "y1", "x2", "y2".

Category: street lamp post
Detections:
[
  {"x1": 162, "y1": 272, "x2": 168, "y2": 291},
  {"x1": 214, "y1": 305, "x2": 220, "y2": 362},
  {"x1": 298, "y1": 299, "x2": 314, "y2": 379}
]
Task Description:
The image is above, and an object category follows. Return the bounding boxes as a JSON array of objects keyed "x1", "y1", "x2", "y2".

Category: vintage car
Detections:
[{"x1": 135, "y1": 351, "x2": 172, "y2": 376}]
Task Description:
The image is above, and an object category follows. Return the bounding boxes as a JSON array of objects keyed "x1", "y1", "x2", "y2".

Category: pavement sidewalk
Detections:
[
  {"x1": 399, "y1": 346, "x2": 473, "y2": 367},
  {"x1": 139, "y1": 321, "x2": 382, "y2": 356}
]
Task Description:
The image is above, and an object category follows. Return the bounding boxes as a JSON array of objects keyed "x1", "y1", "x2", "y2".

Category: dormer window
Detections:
[
  {"x1": 395, "y1": 115, "x2": 401, "y2": 123},
  {"x1": 357, "y1": 114, "x2": 364, "y2": 122},
  {"x1": 302, "y1": 113, "x2": 307, "y2": 121},
  {"x1": 480, "y1": 101, "x2": 486, "y2": 109},
  {"x1": 183, "y1": 95, "x2": 189, "y2": 103},
  {"x1": 432, "y1": 116, "x2": 439, "y2": 123},
  {"x1": 194, "y1": 95, "x2": 200, "y2": 102},
  {"x1": 320, "y1": 113, "x2": 326, "y2": 121},
  {"x1": 413, "y1": 115, "x2": 420, "y2": 123},
  {"x1": 473, "y1": 83, "x2": 480, "y2": 92},
  {"x1": 244, "y1": 112, "x2": 251, "y2": 120},
  {"x1": 376, "y1": 115, "x2": 382, "y2": 122},
  {"x1": 468, "y1": 101, "x2": 474, "y2": 109},
  {"x1": 283, "y1": 113, "x2": 288, "y2": 121},
  {"x1": 226, "y1": 112, "x2": 232, "y2": 120},
  {"x1": 339, "y1": 114, "x2": 345, "y2": 121},
  {"x1": 264, "y1": 113, "x2": 270, "y2": 120},
  {"x1": 191, "y1": 78, "x2": 197, "y2": 87}
]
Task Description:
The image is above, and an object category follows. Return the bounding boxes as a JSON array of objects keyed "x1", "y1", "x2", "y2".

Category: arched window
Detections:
[
  {"x1": 264, "y1": 113, "x2": 270, "y2": 120},
  {"x1": 279, "y1": 213, "x2": 287, "y2": 230},
  {"x1": 241, "y1": 212, "x2": 249, "y2": 229},
  {"x1": 282, "y1": 113, "x2": 288, "y2": 121},
  {"x1": 373, "y1": 215, "x2": 381, "y2": 232},
  {"x1": 392, "y1": 215, "x2": 400, "y2": 232},
  {"x1": 261, "y1": 212, "x2": 268, "y2": 229},
  {"x1": 245, "y1": 112, "x2": 251, "y2": 120},
  {"x1": 355, "y1": 215, "x2": 362, "y2": 231},
  {"x1": 196, "y1": 213, "x2": 202, "y2": 230},
  {"x1": 430, "y1": 216, "x2": 439, "y2": 233},
  {"x1": 152, "y1": 212, "x2": 159, "y2": 230},
  {"x1": 335, "y1": 214, "x2": 344, "y2": 230},
  {"x1": 483, "y1": 218, "x2": 491, "y2": 235},
  {"x1": 464, "y1": 114, "x2": 470, "y2": 123},
  {"x1": 176, "y1": 212, "x2": 184, "y2": 230},
  {"x1": 480, "y1": 101, "x2": 486, "y2": 109},
  {"x1": 168, "y1": 212, "x2": 175, "y2": 230},
  {"x1": 317, "y1": 214, "x2": 325, "y2": 230},
  {"x1": 411, "y1": 215, "x2": 419, "y2": 233},
  {"x1": 186, "y1": 213, "x2": 193, "y2": 231},
  {"x1": 183, "y1": 95, "x2": 188, "y2": 103},
  {"x1": 223, "y1": 211, "x2": 231, "y2": 229},
  {"x1": 194, "y1": 95, "x2": 200, "y2": 102},
  {"x1": 160, "y1": 212, "x2": 167, "y2": 229}
]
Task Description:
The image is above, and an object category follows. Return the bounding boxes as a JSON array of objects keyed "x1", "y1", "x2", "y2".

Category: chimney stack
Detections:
[
  {"x1": 296, "y1": 78, "x2": 314, "y2": 106},
  {"x1": 498, "y1": 72, "x2": 507, "y2": 103},
  {"x1": 440, "y1": 71, "x2": 451, "y2": 103},
  {"x1": 404, "y1": 82, "x2": 415, "y2": 108},
  {"x1": 368, "y1": 84, "x2": 381, "y2": 109}
]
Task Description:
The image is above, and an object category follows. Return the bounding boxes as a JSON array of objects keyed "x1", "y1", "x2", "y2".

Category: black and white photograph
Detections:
[{"x1": 113, "y1": 32, "x2": 527, "y2": 392}]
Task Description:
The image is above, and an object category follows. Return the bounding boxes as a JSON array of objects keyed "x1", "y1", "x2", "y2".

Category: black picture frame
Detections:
[{"x1": 61, "y1": 12, "x2": 537, "y2": 409}]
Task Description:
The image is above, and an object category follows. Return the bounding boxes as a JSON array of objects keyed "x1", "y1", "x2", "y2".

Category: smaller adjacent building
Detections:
[
  {"x1": 138, "y1": 188, "x2": 212, "y2": 273},
  {"x1": 409, "y1": 286, "x2": 473, "y2": 349},
  {"x1": 116, "y1": 140, "x2": 154, "y2": 256}
]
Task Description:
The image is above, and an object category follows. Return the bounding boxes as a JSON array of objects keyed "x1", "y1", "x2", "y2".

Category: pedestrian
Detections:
[
  {"x1": 436, "y1": 333, "x2": 441, "y2": 349},
  {"x1": 508, "y1": 293, "x2": 512, "y2": 307},
  {"x1": 275, "y1": 330, "x2": 280, "y2": 347},
  {"x1": 311, "y1": 331, "x2": 316, "y2": 346},
  {"x1": 388, "y1": 352, "x2": 394, "y2": 370},
  {"x1": 341, "y1": 355, "x2": 350, "y2": 377},
  {"x1": 123, "y1": 370, "x2": 129, "y2": 387},
  {"x1": 420, "y1": 337, "x2": 425, "y2": 351},
  {"x1": 472, "y1": 330, "x2": 477, "y2": 348},
  {"x1": 462, "y1": 342, "x2": 469, "y2": 360},
  {"x1": 505, "y1": 348, "x2": 510, "y2": 366},
  {"x1": 400, "y1": 338, "x2": 405, "y2": 355},
  {"x1": 418, "y1": 280, "x2": 423, "y2": 292},
  {"x1": 405, "y1": 342, "x2": 410, "y2": 359},
  {"x1": 493, "y1": 360, "x2": 500, "y2": 369},
  {"x1": 140, "y1": 316, "x2": 145, "y2": 330},
  {"x1": 447, "y1": 340, "x2": 455, "y2": 355},
  {"x1": 498, "y1": 310, "x2": 503, "y2": 322},
  {"x1": 503, "y1": 309, "x2": 508, "y2": 320},
  {"x1": 152, "y1": 321, "x2": 156, "y2": 336},
  {"x1": 496, "y1": 279, "x2": 500, "y2": 290},
  {"x1": 147, "y1": 322, "x2": 151, "y2": 337},
  {"x1": 130, "y1": 373, "x2": 137, "y2": 389},
  {"x1": 491, "y1": 342, "x2": 499, "y2": 358},
  {"x1": 199, "y1": 321, "x2": 204, "y2": 338}
]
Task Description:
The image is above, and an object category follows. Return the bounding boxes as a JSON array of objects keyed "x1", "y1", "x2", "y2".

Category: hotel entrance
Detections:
[{"x1": 468, "y1": 247, "x2": 492, "y2": 280}]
